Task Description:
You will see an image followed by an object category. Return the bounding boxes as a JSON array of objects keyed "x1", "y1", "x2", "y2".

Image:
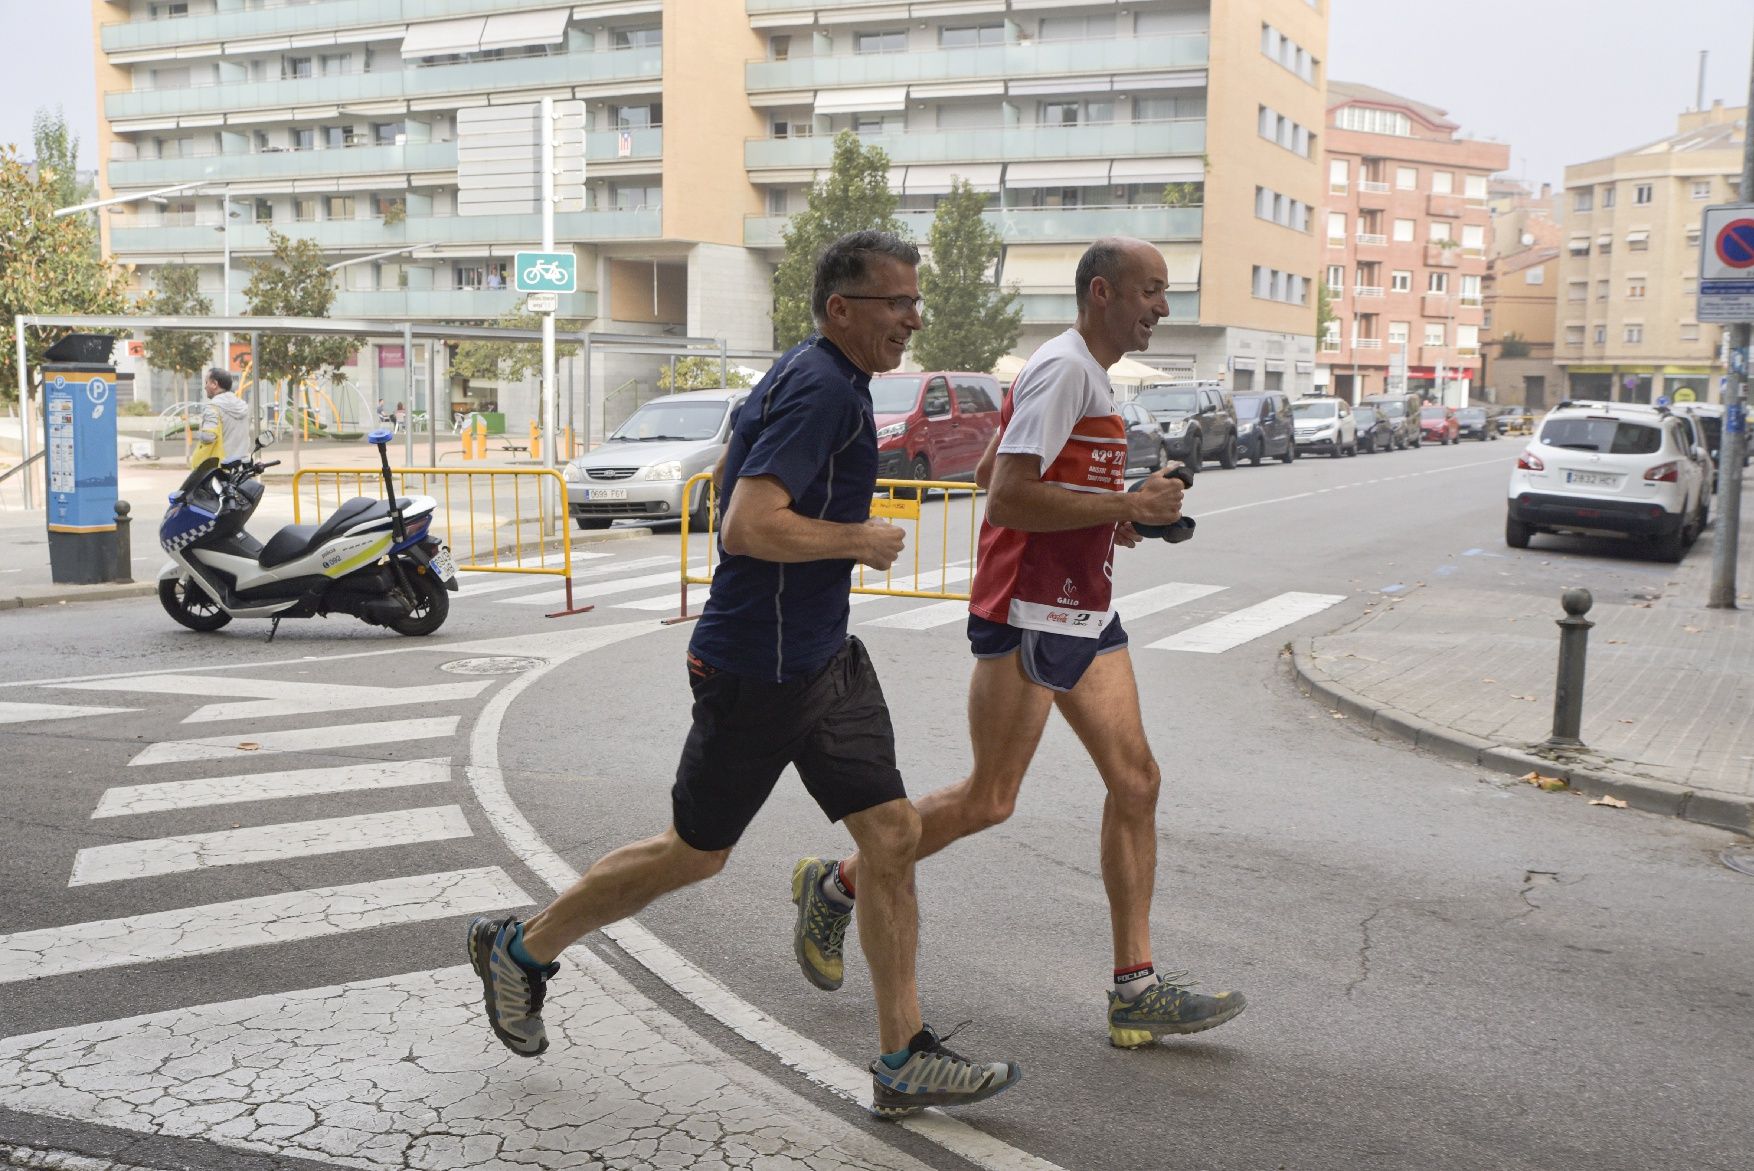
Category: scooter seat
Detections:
[{"x1": 258, "y1": 497, "x2": 413, "y2": 569}]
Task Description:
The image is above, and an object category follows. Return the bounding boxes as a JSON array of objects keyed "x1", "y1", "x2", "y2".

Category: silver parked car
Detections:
[{"x1": 564, "y1": 389, "x2": 749, "y2": 530}]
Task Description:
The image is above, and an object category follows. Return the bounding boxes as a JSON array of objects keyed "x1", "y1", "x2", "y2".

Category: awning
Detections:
[
  {"x1": 1009, "y1": 76, "x2": 1111, "y2": 96},
  {"x1": 1626, "y1": 230, "x2": 1650, "y2": 245},
  {"x1": 400, "y1": 16, "x2": 487, "y2": 58},
  {"x1": 997, "y1": 244, "x2": 1088, "y2": 291},
  {"x1": 1161, "y1": 243, "x2": 1201, "y2": 291},
  {"x1": 903, "y1": 163, "x2": 1000, "y2": 195},
  {"x1": 813, "y1": 86, "x2": 908, "y2": 116},
  {"x1": 1108, "y1": 157, "x2": 1203, "y2": 184},
  {"x1": 1596, "y1": 232, "x2": 1613, "y2": 246},
  {"x1": 1568, "y1": 234, "x2": 1591, "y2": 251},
  {"x1": 1004, "y1": 160, "x2": 1112, "y2": 188},
  {"x1": 478, "y1": 8, "x2": 570, "y2": 53}
]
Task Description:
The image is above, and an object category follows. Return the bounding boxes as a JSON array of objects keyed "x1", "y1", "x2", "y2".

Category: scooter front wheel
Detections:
[
  {"x1": 387, "y1": 567, "x2": 449, "y2": 636},
  {"x1": 159, "y1": 577, "x2": 232, "y2": 632}
]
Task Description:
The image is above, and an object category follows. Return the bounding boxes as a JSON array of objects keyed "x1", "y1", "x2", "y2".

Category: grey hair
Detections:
[
  {"x1": 1074, "y1": 237, "x2": 1142, "y2": 310},
  {"x1": 811, "y1": 230, "x2": 920, "y2": 327},
  {"x1": 207, "y1": 368, "x2": 234, "y2": 392}
]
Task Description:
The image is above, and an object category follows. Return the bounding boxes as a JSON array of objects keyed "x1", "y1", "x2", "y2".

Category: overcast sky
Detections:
[{"x1": 0, "y1": 1, "x2": 1749, "y2": 190}]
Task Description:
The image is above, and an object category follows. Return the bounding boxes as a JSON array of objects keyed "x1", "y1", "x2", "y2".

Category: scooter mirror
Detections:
[{"x1": 366, "y1": 428, "x2": 395, "y2": 446}]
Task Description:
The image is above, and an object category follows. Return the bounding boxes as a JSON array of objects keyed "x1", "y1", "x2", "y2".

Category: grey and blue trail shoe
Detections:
[
  {"x1": 869, "y1": 1024, "x2": 1022, "y2": 1118},
  {"x1": 1106, "y1": 973, "x2": 1247, "y2": 1048},
  {"x1": 791, "y1": 856, "x2": 852, "y2": 991},
  {"x1": 467, "y1": 915, "x2": 560, "y2": 1057}
]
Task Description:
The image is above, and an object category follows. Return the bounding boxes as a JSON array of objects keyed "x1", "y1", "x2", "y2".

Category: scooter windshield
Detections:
[{"x1": 175, "y1": 458, "x2": 223, "y2": 496}]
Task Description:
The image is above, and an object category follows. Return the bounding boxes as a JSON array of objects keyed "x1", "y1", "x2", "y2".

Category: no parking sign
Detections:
[{"x1": 1698, "y1": 204, "x2": 1754, "y2": 322}]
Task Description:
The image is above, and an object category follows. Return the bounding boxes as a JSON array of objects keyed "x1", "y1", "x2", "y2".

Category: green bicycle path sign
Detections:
[{"x1": 515, "y1": 251, "x2": 577, "y2": 294}]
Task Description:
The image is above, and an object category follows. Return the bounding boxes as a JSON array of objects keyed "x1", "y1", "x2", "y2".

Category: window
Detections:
[
  {"x1": 854, "y1": 30, "x2": 907, "y2": 54},
  {"x1": 1684, "y1": 276, "x2": 1699, "y2": 294},
  {"x1": 1565, "y1": 324, "x2": 1585, "y2": 345},
  {"x1": 1335, "y1": 106, "x2": 1411, "y2": 136},
  {"x1": 252, "y1": 198, "x2": 273, "y2": 223},
  {"x1": 1574, "y1": 190, "x2": 1594, "y2": 212},
  {"x1": 1135, "y1": 95, "x2": 1204, "y2": 121},
  {"x1": 1259, "y1": 106, "x2": 1311, "y2": 157},
  {"x1": 770, "y1": 118, "x2": 812, "y2": 139},
  {"x1": 1634, "y1": 183, "x2": 1653, "y2": 205},
  {"x1": 1260, "y1": 22, "x2": 1318, "y2": 83},
  {"x1": 151, "y1": 67, "x2": 191, "y2": 90},
  {"x1": 1431, "y1": 171, "x2": 1453, "y2": 194},
  {"x1": 1624, "y1": 324, "x2": 1643, "y2": 344},
  {"x1": 1084, "y1": 100, "x2": 1115, "y2": 124},
  {"x1": 1327, "y1": 264, "x2": 1345, "y2": 292},
  {"x1": 1461, "y1": 224, "x2": 1485, "y2": 251},
  {"x1": 1388, "y1": 321, "x2": 1410, "y2": 345},
  {"x1": 1627, "y1": 230, "x2": 1649, "y2": 251},
  {"x1": 1627, "y1": 279, "x2": 1646, "y2": 299},
  {"x1": 1257, "y1": 187, "x2": 1311, "y2": 230},
  {"x1": 1464, "y1": 174, "x2": 1488, "y2": 200},
  {"x1": 1456, "y1": 325, "x2": 1479, "y2": 350},
  {"x1": 612, "y1": 103, "x2": 662, "y2": 130},
  {"x1": 768, "y1": 34, "x2": 790, "y2": 60},
  {"x1": 1461, "y1": 274, "x2": 1481, "y2": 301},
  {"x1": 1601, "y1": 185, "x2": 1616, "y2": 209},
  {"x1": 1593, "y1": 325, "x2": 1606, "y2": 344},
  {"x1": 1525, "y1": 265, "x2": 1545, "y2": 285},
  {"x1": 1596, "y1": 280, "x2": 1609, "y2": 300},
  {"x1": 612, "y1": 184, "x2": 662, "y2": 210},
  {"x1": 1692, "y1": 179, "x2": 1713, "y2": 200},
  {"x1": 940, "y1": 24, "x2": 1005, "y2": 47},
  {"x1": 1391, "y1": 269, "x2": 1411, "y2": 292},
  {"x1": 853, "y1": 115, "x2": 885, "y2": 137},
  {"x1": 150, "y1": 1, "x2": 189, "y2": 16},
  {"x1": 1392, "y1": 218, "x2": 1415, "y2": 242},
  {"x1": 294, "y1": 196, "x2": 318, "y2": 222},
  {"x1": 1568, "y1": 280, "x2": 1587, "y2": 302},
  {"x1": 1424, "y1": 323, "x2": 1445, "y2": 346},
  {"x1": 1680, "y1": 322, "x2": 1701, "y2": 341},
  {"x1": 1250, "y1": 265, "x2": 1308, "y2": 305},
  {"x1": 1427, "y1": 271, "x2": 1449, "y2": 294},
  {"x1": 1041, "y1": 102, "x2": 1080, "y2": 127},
  {"x1": 371, "y1": 194, "x2": 403, "y2": 219},
  {"x1": 1428, "y1": 220, "x2": 1452, "y2": 242},
  {"x1": 283, "y1": 56, "x2": 312, "y2": 79},
  {"x1": 612, "y1": 27, "x2": 662, "y2": 49},
  {"x1": 292, "y1": 127, "x2": 314, "y2": 151},
  {"x1": 371, "y1": 121, "x2": 404, "y2": 145},
  {"x1": 318, "y1": 53, "x2": 351, "y2": 77},
  {"x1": 325, "y1": 195, "x2": 354, "y2": 220},
  {"x1": 1396, "y1": 166, "x2": 1417, "y2": 190},
  {"x1": 1039, "y1": 14, "x2": 1115, "y2": 39},
  {"x1": 1327, "y1": 211, "x2": 1348, "y2": 243},
  {"x1": 1329, "y1": 158, "x2": 1348, "y2": 191},
  {"x1": 1687, "y1": 227, "x2": 1702, "y2": 247},
  {"x1": 766, "y1": 187, "x2": 787, "y2": 215},
  {"x1": 321, "y1": 125, "x2": 351, "y2": 149}
]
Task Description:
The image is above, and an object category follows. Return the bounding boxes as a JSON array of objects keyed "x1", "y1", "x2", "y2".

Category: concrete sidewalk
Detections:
[{"x1": 1293, "y1": 482, "x2": 1754, "y2": 837}]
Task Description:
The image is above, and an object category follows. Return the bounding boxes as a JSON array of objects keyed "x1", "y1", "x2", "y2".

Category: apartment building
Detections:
[
  {"x1": 1316, "y1": 82, "x2": 1509, "y2": 404},
  {"x1": 93, "y1": 0, "x2": 1326, "y2": 415},
  {"x1": 1554, "y1": 101, "x2": 1746, "y2": 404},
  {"x1": 744, "y1": 0, "x2": 1327, "y2": 394},
  {"x1": 1480, "y1": 246, "x2": 1559, "y2": 408}
]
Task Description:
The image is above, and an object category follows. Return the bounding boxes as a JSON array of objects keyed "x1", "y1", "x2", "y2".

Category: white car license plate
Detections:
[
  {"x1": 586, "y1": 487, "x2": 628, "y2": 501},
  {"x1": 1564, "y1": 470, "x2": 1619, "y2": 487},
  {"x1": 430, "y1": 546, "x2": 456, "y2": 581}
]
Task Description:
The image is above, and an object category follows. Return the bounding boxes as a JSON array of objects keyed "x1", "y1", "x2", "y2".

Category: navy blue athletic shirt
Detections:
[{"x1": 689, "y1": 336, "x2": 877, "y2": 682}]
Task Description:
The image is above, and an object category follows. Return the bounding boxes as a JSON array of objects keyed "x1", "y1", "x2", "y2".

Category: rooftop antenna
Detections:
[{"x1": 1697, "y1": 50, "x2": 1708, "y2": 112}]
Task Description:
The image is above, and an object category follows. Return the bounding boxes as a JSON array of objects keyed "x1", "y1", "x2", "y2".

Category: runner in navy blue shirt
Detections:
[{"x1": 465, "y1": 231, "x2": 1021, "y2": 1119}]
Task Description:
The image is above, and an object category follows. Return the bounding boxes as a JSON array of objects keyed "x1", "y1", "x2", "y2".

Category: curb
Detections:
[{"x1": 1288, "y1": 638, "x2": 1753, "y2": 839}]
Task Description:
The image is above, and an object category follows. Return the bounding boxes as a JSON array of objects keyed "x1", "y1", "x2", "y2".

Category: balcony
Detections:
[
  {"x1": 109, "y1": 208, "x2": 664, "y2": 254},
  {"x1": 745, "y1": 205, "x2": 1202, "y2": 249},
  {"x1": 1351, "y1": 337, "x2": 1383, "y2": 350},
  {"x1": 1357, "y1": 179, "x2": 1390, "y2": 193},
  {"x1": 1420, "y1": 345, "x2": 1478, "y2": 368},
  {"x1": 1458, "y1": 294, "x2": 1483, "y2": 308},
  {"x1": 1022, "y1": 291, "x2": 1197, "y2": 324},
  {"x1": 108, "y1": 130, "x2": 662, "y2": 189},
  {"x1": 331, "y1": 288, "x2": 598, "y2": 320},
  {"x1": 746, "y1": 120, "x2": 1204, "y2": 171},
  {"x1": 1353, "y1": 285, "x2": 1384, "y2": 299},
  {"x1": 1326, "y1": 235, "x2": 1348, "y2": 249},
  {"x1": 1354, "y1": 231, "x2": 1386, "y2": 247},
  {"x1": 102, "y1": 0, "x2": 580, "y2": 54},
  {"x1": 1356, "y1": 180, "x2": 1391, "y2": 208},
  {"x1": 746, "y1": 34, "x2": 1207, "y2": 92},
  {"x1": 1320, "y1": 337, "x2": 1341, "y2": 352},
  {"x1": 1425, "y1": 243, "x2": 1459, "y2": 267},
  {"x1": 106, "y1": 48, "x2": 663, "y2": 122}
]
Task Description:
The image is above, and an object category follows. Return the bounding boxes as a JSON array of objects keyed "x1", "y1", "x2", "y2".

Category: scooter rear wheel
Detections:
[
  {"x1": 388, "y1": 568, "x2": 449, "y2": 636},
  {"x1": 159, "y1": 577, "x2": 232, "y2": 632}
]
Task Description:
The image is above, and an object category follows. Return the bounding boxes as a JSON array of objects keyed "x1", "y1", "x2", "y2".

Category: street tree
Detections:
[
  {"x1": 243, "y1": 231, "x2": 361, "y2": 399},
  {"x1": 911, "y1": 179, "x2": 1020, "y2": 373},
  {"x1": 450, "y1": 309, "x2": 584, "y2": 385},
  {"x1": 657, "y1": 355, "x2": 753, "y2": 392},
  {"x1": 1316, "y1": 281, "x2": 1337, "y2": 352},
  {"x1": 0, "y1": 145, "x2": 134, "y2": 402},
  {"x1": 141, "y1": 264, "x2": 214, "y2": 399},
  {"x1": 31, "y1": 107, "x2": 92, "y2": 214},
  {"x1": 771, "y1": 131, "x2": 906, "y2": 348}
]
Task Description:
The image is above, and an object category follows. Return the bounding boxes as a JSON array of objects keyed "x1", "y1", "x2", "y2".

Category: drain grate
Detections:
[
  {"x1": 1720, "y1": 845, "x2": 1754, "y2": 878},
  {"x1": 440, "y1": 656, "x2": 546, "y2": 675}
]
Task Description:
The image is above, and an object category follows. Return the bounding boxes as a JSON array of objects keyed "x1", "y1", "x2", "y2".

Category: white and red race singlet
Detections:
[{"x1": 969, "y1": 329, "x2": 1127, "y2": 638}]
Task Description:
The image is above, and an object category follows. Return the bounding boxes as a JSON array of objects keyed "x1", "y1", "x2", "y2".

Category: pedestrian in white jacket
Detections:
[{"x1": 193, "y1": 367, "x2": 251, "y2": 467}]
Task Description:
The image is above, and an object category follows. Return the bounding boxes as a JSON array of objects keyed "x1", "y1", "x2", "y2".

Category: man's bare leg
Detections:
[{"x1": 839, "y1": 797, "x2": 923, "y2": 1052}]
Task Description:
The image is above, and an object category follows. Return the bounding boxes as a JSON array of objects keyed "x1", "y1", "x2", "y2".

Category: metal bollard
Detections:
[
  {"x1": 113, "y1": 500, "x2": 133, "y2": 584},
  {"x1": 1544, "y1": 587, "x2": 1593, "y2": 748}
]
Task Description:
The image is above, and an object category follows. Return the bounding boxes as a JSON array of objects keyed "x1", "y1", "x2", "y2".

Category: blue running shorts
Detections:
[{"x1": 967, "y1": 613, "x2": 1129, "y2": 693}]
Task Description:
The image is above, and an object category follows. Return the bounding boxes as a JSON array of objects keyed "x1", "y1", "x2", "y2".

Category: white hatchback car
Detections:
[
  {"x1": 1506, "y1": 400, "x2": 1708, "y2": 562},
  {"x1": 1291, "y1": 395, "x2": 1358, "y2": 458}
]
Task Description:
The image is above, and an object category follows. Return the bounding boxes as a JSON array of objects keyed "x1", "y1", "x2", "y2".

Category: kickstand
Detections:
[{"x1": 266, "y1": 616, "x2": 280, "y2": 644}]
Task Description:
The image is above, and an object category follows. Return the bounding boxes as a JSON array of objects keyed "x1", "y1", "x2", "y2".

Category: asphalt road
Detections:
[{"x1": 1, "y1": 437, "x2": 1748, "y2": 1171}]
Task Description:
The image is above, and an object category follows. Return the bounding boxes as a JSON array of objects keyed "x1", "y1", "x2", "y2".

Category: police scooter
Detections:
[{"x1": 157, "y1": 428, "x2": 458, "y2": 637}]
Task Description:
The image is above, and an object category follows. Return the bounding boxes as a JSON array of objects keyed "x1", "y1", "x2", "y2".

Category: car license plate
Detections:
[
  {"x1": 586, "y1": 487, "x2": 628, "y2": 501},
  {"x1": 430, "y1": 546, "x2": 456, "y2": 581},
  {"x1": 1564, "y1": 470, "x2": 1618, "y2": 487}
]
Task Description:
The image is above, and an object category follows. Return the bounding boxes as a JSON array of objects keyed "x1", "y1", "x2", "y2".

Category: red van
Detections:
[{"x1": 868, "y1": 371, "x2": 1004, "y2": 483}]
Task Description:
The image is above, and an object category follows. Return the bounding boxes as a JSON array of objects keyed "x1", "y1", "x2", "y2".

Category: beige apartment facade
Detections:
[
  {"x1": 1316, "y1": 82, "x2": 1510, "y2": 405},
  {"x1": 1555, "y1": 102, "x2": 1746, "y2": 404},
  {"x1": 1480, "y1": 246, "x2": 1560, "y2": 408}
]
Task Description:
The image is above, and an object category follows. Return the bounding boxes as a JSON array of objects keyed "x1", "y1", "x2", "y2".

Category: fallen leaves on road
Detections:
[
  {"x1": 1682, "y1": 625, "x2": 1703, "y2": 634},
  {"x1": 1589, "y1": 795, "x2": 1629, "y2": 808},
  {"x1": 1522, "y1": 771, "x2": 1568, "y2": 792},
  {"x1": 1482, "y1": 677, "x2": 1498, "y2": 684},
  {"x1": 1332, "y1": 712, "x2": 1347, "y2": 719},
  {"x1": 236, "y1": 742, "x2": 261, "y2": 751},
  {"x1": 1618, "y1": 718, "x2": 1635, "y2": 724},
  {"x1": 1607, "y1": 639, "x2": 1625, "y2": 645},
  {"x1": 1513, "y1": 694, "x2": 1539, "y2": 702}
]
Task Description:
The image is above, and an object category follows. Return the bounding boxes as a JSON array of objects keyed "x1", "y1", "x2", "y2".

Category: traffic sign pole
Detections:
[
  {"x1": 1707, "y1": 25, "x2": 1753, "y2": 610},
  {"x1": 541, "y1": 96, "x2": 557, "y2": 481}
]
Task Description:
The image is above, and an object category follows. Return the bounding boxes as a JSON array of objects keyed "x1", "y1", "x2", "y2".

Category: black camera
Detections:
[{"x1": 1126, "y1": 465, "x2": 1196, "y2": 543}]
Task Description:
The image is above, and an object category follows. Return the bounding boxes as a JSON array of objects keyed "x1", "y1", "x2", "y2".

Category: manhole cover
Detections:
[
  {"x1": 440, "y1": 656, "x2": 546, "y2": 675},
  {"x1": 1721, "y1": 845, "x2": 1754, "y2": 878}
]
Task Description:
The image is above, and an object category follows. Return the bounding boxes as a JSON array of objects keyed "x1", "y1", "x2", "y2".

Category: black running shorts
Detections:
[
  {"x1": 967, "y1": 613, "x2": 1129, "y2": 692},
  {"x1": 671, "y1": 636, "x2": 906, "y2": 852}
]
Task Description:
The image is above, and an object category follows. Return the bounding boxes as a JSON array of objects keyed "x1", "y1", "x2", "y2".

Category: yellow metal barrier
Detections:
[
  {"x1": 292, "y1": 465, "x2": 592, "y2": 617},
  {"x1": 663, "y1": 471, "x2": 984, "y2": 624}
]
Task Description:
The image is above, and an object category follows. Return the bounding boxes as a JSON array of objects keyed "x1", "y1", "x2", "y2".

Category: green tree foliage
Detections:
[
  {"x1": 1498, "y1": 332, "x2": 1531, "y2": 359},
  {"x1": 1315, "y1": 281, "x2": 1336, "y2": 346},
  {"x1": 911, "y1": 180, "x2": 1020, "y2": 373},
  {"x1": 657, "y1": 355, "x2": 753, "y2": 392},
  {"x1": 449, "y1": 309, "x2": 584, "y2": 384},
  {"x1": 31, "y1": 107, "x2": 91, "y2": 212},
  {"x1": 0, "y1": 146, "x2": 134, "y2": 402},
  {"x1": 242, "y1": 231, "x2": 360, "y2": 389},
  {"x1": 1161, "y1": 181, "x2": 1203, "y2": 208},
  {"x1": 141, "y1": 265, "x2": 214, "y2": 394},
  {"x1": 771, "y1": 131, "x2": 906, "y2": 349}
]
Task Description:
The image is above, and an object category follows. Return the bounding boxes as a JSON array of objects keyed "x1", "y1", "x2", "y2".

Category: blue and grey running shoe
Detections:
[
  {"x1": 1107, "y1": 973, "x2": 1247, "y2": 1048},
  {"x1": 467, "y1": 915, "x2": 560, "y2": 1057},
  {"x1": 870, "y1": 1024, "x2": 1022, "y2": 1118},
  {"x1": 791, "y1": 857, "x2": 852, "y2": 991}
]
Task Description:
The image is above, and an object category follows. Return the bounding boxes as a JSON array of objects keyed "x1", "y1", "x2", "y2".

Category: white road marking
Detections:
[
  {"x1": 91, "y1": 758, "x2": 453, "y2": 819},
  {"x1": 615, "y1": 584, "x2": 711, "y2": 611},
  {"x1": 849, "y1": 564, "x2": 972, "y2": 606},
  {"x1": 0, "y1": 701, "x2": 137, "y2": 725},
  {"x1": 496, "y1": 565, "x2": 707, "y2": 604},
  {"x1": 1112, "y1": 580, "x2": 1228, "y2": 619},
  {"x1": 862, "y1": 599, "x2": 968, "y2": 629},
  {"x1": 1200, "y1": 456, "x2": 1505, "y2": 519},
  {"x1": 129, "y1": 716, "x2": 460, "y2": 766},
  {"x1": 1147, "y1": 591, "x2": 1347, "y2": 654},
  {"x1": 69, "y1": 805, "x2": 474, "y2": 887},
  {"x1": 0, "y1": 867, "x2": 530, "y2": 985},
  {"x1": 63, "y1": 675, "x2": 489, "y2": 724}
]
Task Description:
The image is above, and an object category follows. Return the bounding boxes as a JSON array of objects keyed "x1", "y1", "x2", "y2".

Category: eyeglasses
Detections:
[{"x1": 839, "y1": 294, "x2": 925, "y2": 314}]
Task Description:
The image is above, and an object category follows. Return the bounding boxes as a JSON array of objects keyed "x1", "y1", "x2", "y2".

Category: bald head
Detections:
[{"x1": 1074, "y1": 237, "x2": 1157, "y2": 311}]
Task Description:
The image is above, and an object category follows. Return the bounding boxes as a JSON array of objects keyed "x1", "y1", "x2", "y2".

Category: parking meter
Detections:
[{"x1": 41, "y1": 333, "x2": 125, "y2": 584}]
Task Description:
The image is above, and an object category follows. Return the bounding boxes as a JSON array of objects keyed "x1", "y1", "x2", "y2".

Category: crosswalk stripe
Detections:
[
  {"x1": 129, "y1": 716, "x2": 460, "y2": 767},
  {"x1": 1146, "y1": 591, "x2": 1346, "y2": 654},
  {"x1": 1112, "y1": 581, "x2": 1227, "y2": 619},
  {"x1": 496, "y1": 566, "x2": 706, "y2": 604},
  {"x1": 91, "y1": 758, "x2": 453, "y2": 819},
  {"x1": 0, "y1": 701, "x2": 137, "y2": 725},
  {"x1": 69, "y1": 805, "x2": 474, "y2": 887},
  {"x1": 64, "y1": 676, "x2": 490, "y2": 725},
  {"x1": 849, "y1": 565, "x2": 972, "y2": 607},
  {"x1": 459, "y1": 556, "x2": 676, "y2": 599},
  {"x1": 861, "y1": 599, "x2": 968, "y2": 630},
  {"x1": 0, "y1": 867, "x2": 531, "y2": 985},
  {"x1": 616, "y1": 585, "x2": 711, "y2": 611}
]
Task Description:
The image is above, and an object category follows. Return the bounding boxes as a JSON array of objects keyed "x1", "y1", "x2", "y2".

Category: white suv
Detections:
[
  {"x1": 1291, "y1": 396, "x2": 1358, "y2": 458},
  {"x1": 1506, "y1": 400, "x2": 1708, "y2": 562}
]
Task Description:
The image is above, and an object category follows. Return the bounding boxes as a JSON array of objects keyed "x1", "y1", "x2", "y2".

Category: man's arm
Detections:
[
  {"x1": 973, "y1": 432, "x2": 1000, "y2": 489},
  {"x1": 721, "y1": 475, "x2": 904, "y2": 569},
  {"x1": 986, "y1": 454, "x2": 1183, "y2": 533},
  {"x1": 195, "y1": 400, "x2": 220, "y2": 445}
]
